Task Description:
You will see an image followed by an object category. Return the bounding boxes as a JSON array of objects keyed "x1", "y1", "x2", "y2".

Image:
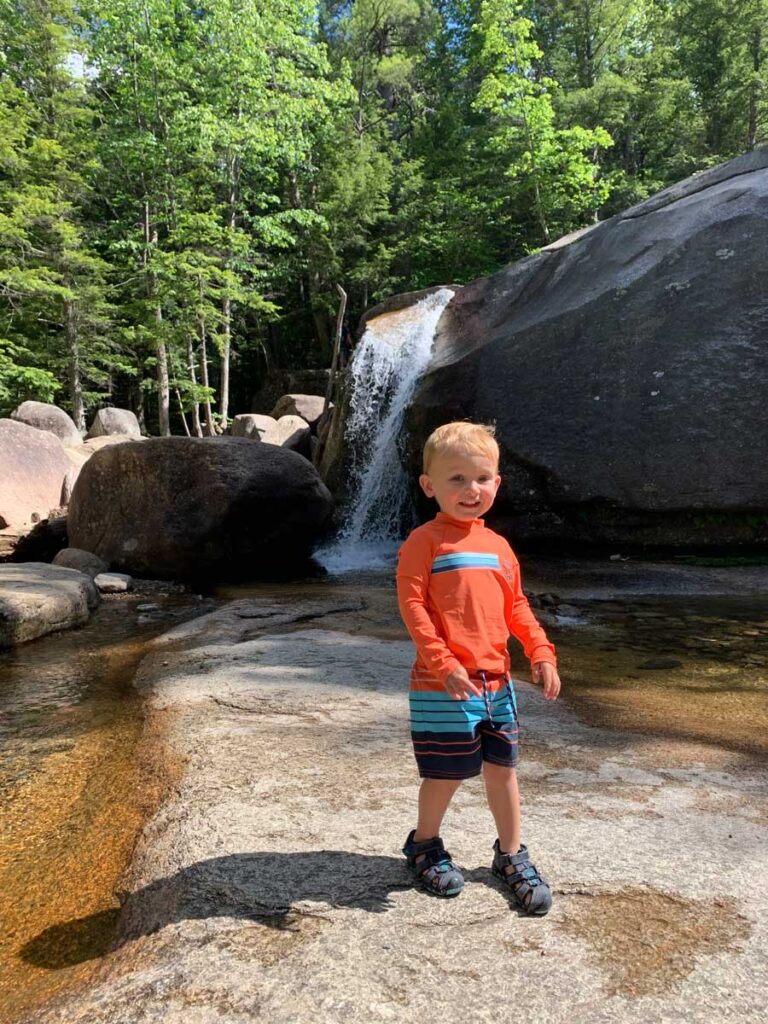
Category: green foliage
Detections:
[
  {"x1": 0, "y1": 0, "x2": 765, "y2": 426},
  {"x1": 473, "y1": 0, "x2": 613, "y2": 244}
]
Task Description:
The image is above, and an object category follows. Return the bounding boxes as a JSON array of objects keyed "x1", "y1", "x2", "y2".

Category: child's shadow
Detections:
[{"x1": 21, "y1": 851, "x2": 412, "y2": 970}]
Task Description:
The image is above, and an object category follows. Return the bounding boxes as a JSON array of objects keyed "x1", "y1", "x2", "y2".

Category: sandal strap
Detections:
[
  {"x1": 415, "y1": 846, "x2": 453, "y2": 874},
  {"x1": 404, "y1": 835, "x2": 453, "y2": 872},
  {"x1": 403, "y1": 831, "x2": 464, "y2": 893},
  {"x1": 495, "y1": 843, "x2": 545, "y2": 888}
]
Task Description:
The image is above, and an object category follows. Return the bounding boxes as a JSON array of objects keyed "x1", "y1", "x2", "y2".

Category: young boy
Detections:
[{"x1": 396, "y1": 422, "x2": 561, "y2": 915}]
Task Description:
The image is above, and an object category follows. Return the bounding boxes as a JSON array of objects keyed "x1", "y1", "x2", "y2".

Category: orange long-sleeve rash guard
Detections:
[{"x1": 396, "y1": 511, "x2": 556, "y2": 689}]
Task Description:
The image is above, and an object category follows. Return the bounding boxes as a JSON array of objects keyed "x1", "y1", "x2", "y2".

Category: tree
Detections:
[
  {"x1": 472, "y1": 0, "x2": 613, "y2": 245},
  {"x1": 0, "y1": 0, "x2": 113, "y2": 424}
]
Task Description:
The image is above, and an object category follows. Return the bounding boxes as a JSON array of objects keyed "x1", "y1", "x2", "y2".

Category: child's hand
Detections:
[
  {"x1": 532, "y1": 662, "x2": 561, "y2": 700},
  {"x1": 443, "y1": 666, "x2": 482, "y2": 700}
]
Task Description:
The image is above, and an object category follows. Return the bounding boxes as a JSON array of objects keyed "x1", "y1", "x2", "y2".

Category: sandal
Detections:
[
  {"x1": 491, "y1": 840, "x2": 552, "y2": 915},
  {"x1": 402, "y1": 830, "x2": 465, "y2": 897}
]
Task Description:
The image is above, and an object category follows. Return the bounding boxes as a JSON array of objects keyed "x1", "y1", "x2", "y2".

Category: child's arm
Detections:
[
  {"x1": 504, "y1": 546, "x2": 561, "y2": 700},
  {"x1": 396, "y1": 532, "x2": 476, "y2": 692}
]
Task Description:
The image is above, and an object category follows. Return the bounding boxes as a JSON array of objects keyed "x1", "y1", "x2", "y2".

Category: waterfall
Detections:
[{"x1": 316, "y1": 288, "x2": 454, "y2": 574}]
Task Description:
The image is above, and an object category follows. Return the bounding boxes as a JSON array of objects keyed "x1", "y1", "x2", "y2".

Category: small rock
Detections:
[
  {"x1": 538, "y1": 593, "x2": 560, "y2": 608},
  {"x1": 53, "y1": 547, "x2": 109, "y2": 579},
  {"x1": 95, "y1": 572, "x2": 133, "y2": 593},
  {"x1": 136, "y1": 602, "x2": 160, "y2": 612},
  {"x1": 637, "y1": 657, "x2": 683, "y2": 670},
  {"x1": 556, "y1": 603, "x2": 580, "y2": 617}
]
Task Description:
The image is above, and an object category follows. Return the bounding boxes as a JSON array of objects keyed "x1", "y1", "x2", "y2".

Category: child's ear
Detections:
[{"x1": 419, "y1": 473, "x2": 435, "y2": 498}]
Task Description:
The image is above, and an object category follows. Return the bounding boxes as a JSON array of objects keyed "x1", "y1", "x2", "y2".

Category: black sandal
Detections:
[
  {"x1": 402, "y1": 830, "x2": 465, "y2": 897},
  {"x1": 491, "y1": 840, "x2": 552, "y2": 915}
]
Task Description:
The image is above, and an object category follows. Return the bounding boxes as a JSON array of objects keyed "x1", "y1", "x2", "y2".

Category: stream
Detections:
[{"x1": 0, "y1": 590, "x2": 212, "y2": 1023}]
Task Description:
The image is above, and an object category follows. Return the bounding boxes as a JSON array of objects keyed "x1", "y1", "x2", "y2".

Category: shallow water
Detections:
[{"x1": 0, "y1": 593, "x2": 204, "y2": 1023}]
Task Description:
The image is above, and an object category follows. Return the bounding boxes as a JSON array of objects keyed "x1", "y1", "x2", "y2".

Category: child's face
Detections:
[{"x1": 419, "y1": 449, "x2": 501, "y2": 521}]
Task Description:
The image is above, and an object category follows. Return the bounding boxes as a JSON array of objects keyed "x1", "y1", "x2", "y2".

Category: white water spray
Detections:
[{"x1": 316, "y1": 288, "x2": 454, "y2": 574}]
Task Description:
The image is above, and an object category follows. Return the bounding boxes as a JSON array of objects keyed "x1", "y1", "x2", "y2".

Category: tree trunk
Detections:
[
  {"x1": 198, "y1": 279, "x2": 215, "y2": 435},
  {"x1": 175, "y1": 388, "x2": 191, "y2": 437},
  {"x1": 187, "y1": 335, "x2": 203, "y2": 437},
  {"x1": 155, "y1": 306, "x2": 171, "y2": 436},
  {"x1": 220, "y1": 304, "x2": 231, "y2": 429},
  {"x1": 144, "y1": 203, "x2": 170, "y2": 436},
  {"x1": 65, "y1": 298, "x2": 85, "y2": 433},
  {"x1": 220, "y1": 157, "x2": 237, "y2": 430},
  {"x1": 323, "y1": 284, "x2": 347, "y2": 415},
  {"x1": 134, "y1": 382, "x2": 146, "y2": 434}
]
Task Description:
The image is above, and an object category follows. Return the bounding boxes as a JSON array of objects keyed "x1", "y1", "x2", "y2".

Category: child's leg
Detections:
[
  {"x1": 482, "y1": 762, "x2": 521, "y2": 854},
  {"x1": 414, "y1": 778, "x2": 463, "y2": 841}
]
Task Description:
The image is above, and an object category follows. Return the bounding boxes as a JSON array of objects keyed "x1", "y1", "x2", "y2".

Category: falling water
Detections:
[{"x1": 316, "y1": 288, "x2": 454, "y2": 574}]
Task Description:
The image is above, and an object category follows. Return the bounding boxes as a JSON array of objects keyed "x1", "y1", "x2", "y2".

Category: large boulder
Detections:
[
  {"x1": 11, "y1": 400, "x2": 82, "y2": 447},
  {"x1": 67, "y1": 437, "x2": 334, "y2": 582},
  {"x1": 270, "y1": 394, "x2": 329, "y2": 429},
  {"x1": 231, "y1": 413, "x2": 276, "y2": 440},
  {"x1": 0, "y1": 419, "x2": 69, "y2": 535},
  {"x1": 0, "y1": 563, "x2": 99, "y2": 646},
  {"x1": 406, "y1": 149, "x2": 768, "y2": 548},
  {"x1": 86, "y1": 407, "x2": 141, "y2": 439}
]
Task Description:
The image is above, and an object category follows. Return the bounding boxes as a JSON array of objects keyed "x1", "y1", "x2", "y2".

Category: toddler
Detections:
[{"x1": 396, "y1": 422, "x2": 561, "y2": 914}]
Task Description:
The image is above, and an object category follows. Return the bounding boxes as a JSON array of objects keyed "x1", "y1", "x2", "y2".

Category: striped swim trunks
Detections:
[{"x1": 409, "y1": 669, "x2": 519, "y2": 779}]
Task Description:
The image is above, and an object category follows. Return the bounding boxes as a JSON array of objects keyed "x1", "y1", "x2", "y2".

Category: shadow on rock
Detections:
[{"x1": 21, "y1": 851, "x2": 409, "y2": 969}]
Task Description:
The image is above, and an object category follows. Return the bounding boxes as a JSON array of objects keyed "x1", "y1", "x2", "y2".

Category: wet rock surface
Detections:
[{"x1": 24, "y1": 570, "x2": 768, "y2": 1024}]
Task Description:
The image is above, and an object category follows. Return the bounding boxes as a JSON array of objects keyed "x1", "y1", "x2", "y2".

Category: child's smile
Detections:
[{"x1": 419, "y1": 451, "x2": 501, "y2": 520}]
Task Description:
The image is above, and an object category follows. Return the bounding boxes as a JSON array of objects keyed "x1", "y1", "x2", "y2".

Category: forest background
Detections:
[{"x1": 0, "y1": 0, "x2": 765, "y2": 436}]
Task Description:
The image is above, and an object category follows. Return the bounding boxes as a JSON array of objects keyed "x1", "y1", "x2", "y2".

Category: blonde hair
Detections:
[{"x1": 422, "y1": 421, "x2": 499, "y2": 474}]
